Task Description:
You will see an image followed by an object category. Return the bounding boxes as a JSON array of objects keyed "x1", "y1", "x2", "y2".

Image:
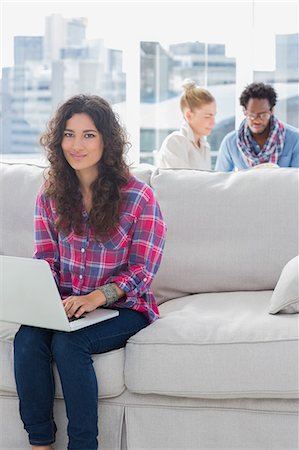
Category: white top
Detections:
[{"x1": 156, "y1": 121, "x2": 212, "y2": 170}]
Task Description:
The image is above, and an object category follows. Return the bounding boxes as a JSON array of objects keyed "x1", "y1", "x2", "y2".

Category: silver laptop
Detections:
[{"x1": 0, "y1": 255, "x2": 119, "y2": 332}]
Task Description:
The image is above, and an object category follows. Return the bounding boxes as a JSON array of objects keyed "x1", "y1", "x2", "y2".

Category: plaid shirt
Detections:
[{"x1": 34, "y1": 175, "x2": 166, "y2": 323}]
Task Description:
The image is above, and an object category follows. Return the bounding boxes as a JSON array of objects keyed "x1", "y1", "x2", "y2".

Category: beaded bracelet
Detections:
[{"x1": 98, "y1": 283, "x2": 118, "y2": 307}]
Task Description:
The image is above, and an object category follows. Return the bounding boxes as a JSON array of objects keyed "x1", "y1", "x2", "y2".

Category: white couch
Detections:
[{"x1": 0, "y1": 161, "x2": 298, "y2": 450}]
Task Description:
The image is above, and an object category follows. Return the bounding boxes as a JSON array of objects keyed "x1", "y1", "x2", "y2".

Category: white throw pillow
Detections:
[{"x1": 269, "y1": 255, "x2": 299, "y2": 314}]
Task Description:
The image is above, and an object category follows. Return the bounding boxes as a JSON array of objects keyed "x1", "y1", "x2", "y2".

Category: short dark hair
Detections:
[{"x1": 239, "y1": 82, "x2": 277, "y2": 109}]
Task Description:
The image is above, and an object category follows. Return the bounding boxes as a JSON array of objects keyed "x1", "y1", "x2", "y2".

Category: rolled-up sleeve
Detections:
[
  {"x1": 108, "y1": 189, "x2": 166, "y2": 299},
  {"x1": 33, "y1": 189, "x2": 60, "y2": 286}
]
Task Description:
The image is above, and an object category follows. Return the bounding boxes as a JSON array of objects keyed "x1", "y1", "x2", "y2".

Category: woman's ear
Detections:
[{"x1": 184, "y1": 108, "x2": 192, "y2": 122}]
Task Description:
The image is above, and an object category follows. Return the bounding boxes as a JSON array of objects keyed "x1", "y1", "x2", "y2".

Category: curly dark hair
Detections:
[
  {"x1": 40, "y1": 94, "x2": 130, "y2": 237},
  {"x1": 239, "y1": 82, "x2": 277, "y2": 109}
]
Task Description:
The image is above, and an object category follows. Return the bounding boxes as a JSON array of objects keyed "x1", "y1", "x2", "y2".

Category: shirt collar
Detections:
[{"x1": 181, "y1": 120, "x2": 205, "y2": 148}]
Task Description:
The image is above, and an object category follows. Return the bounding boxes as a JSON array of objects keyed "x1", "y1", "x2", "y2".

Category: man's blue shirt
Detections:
[{"x1": 215, "y1": 124, "x2": 299, "y2": 171}]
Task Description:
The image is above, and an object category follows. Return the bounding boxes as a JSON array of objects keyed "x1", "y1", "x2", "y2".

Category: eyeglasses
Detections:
[{"x1": 244, "y1": 110, "x2": 272, "y2": 121}]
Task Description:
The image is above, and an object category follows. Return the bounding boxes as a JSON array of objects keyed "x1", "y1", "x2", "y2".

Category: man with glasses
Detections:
[{"x1": 215, "y1": 82, "x2": 299, "y2": 171}]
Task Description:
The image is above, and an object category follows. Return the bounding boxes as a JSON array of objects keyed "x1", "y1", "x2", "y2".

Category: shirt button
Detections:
[
  {"x1": 143, "y1": 277, "x2": 147, "y2": 282},
  {"x1": 79, "y1": 274, "x2": 83, "y2": 280},
  {"x1": 81, "y1": 248, "x2": 85, "y2": 253}
]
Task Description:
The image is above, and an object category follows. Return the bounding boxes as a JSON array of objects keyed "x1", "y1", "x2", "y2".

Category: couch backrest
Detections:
[
  {"x1": 0, "y1": 162, "x2": 154, "y2": 258},
  {"x1": 1, "y1": 162, "x2": 298, "y2": 302},
  {"x1": 150, "y1": 168, "x2": 299, "y2": 303},
  {"x1": 0, "y1": 162, "x2": 46, "y2": 258}
]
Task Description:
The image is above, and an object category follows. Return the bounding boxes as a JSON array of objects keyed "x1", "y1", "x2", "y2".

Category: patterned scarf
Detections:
[{"x1": 237, "y1": 116, "x2": 286, "y2": 167}]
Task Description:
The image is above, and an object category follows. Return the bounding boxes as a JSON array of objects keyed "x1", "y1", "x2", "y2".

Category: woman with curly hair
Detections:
[{"x1": 13, "y1": 94, "x2": 166, "y2": 450}]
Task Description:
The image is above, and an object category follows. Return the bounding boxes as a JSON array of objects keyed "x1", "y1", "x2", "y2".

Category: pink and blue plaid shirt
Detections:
[{"x1": 34, "y1": 175, "x2": 166, "y2": 323}]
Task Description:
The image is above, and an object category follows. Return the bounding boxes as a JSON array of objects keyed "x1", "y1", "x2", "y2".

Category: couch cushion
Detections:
[
  {"x1": 0, "y1": 321, "x2": 125, "y2": 398},
  {"x1": 125, "y1": 291, "x2": 299, "y2": 399},
  {"x1": 125, "y1": 394, "x2": 299, "y2": 450},
  {"x1": 150, "y1": 168, "x2": 299, "y2": 303},
  {"x1": 269, "y1": 255, "x2": 299, "y2": 314},
  {"x1": 131, "y1": 163, "x2": 155, "y2": 185}
]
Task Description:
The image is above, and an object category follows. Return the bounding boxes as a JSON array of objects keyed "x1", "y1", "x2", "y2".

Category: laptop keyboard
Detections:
[{"x1": 68, "y1": 314, "x2": 86, "y2": 322}]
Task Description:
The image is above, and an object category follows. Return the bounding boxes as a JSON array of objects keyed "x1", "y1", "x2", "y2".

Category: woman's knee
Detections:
[
  {"x1": 51, "y1": 332, "x2": 90, "y2": 366},
  {"x1": 14, "y1": 326, "x2": 52, "y2": 358}
]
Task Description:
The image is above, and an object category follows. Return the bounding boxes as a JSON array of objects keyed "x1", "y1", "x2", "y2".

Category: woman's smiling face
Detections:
[{"x1": 61, "y1": 113, "x2": 104, "y2": 175}]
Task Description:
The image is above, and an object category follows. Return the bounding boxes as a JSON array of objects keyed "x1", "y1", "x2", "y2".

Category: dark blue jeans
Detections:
[{"x1": 14, "y1": 308, "x2": 149, "y2": 449}]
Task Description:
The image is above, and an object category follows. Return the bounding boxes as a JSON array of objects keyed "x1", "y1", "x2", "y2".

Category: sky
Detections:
[{"x1": 1, "y1": 1, "x2": 298, "y2": 70}]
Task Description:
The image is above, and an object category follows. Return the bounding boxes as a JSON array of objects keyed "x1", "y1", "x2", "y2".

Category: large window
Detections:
[{"x1": 1, "y1": 2, "x2": 298, "y2": 167}]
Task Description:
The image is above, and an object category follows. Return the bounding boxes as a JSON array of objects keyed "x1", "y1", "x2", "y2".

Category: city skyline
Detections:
[
  {"x1": 1, "y1": 1, "x2": 298, "y2": 71},
  {"x1": 1, "y1": 4, "x2": 298, "y2": 165},
  {"x1": 1, "y1": 10, "x2": 298, "y2": 159}
]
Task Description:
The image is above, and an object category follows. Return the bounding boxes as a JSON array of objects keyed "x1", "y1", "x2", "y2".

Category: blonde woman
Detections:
[{"x1": 157, "y1": 79, "x2": 216, "y2": 169}]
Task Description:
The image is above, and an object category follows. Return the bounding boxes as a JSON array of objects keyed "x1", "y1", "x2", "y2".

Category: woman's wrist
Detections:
[
  {"x1": 88, "y1": 290, "x2": 107, "y2": 308},
  {"x1": 97, "y1": 283, "x2": 119, "y2": 306}
]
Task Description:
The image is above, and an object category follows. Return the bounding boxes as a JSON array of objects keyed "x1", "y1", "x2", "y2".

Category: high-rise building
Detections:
[
  {"x1": 140, "y1": 42, "x2": 171, "y2": 102},
  {"x1": 207, "y1": 43, "x2": 235, "y2": 86},
  {"x1": 67, "y1": 18, "x2": 87, "y2": 47},
  {"x1": 253, "y1": 33, "x2": 299, "y2": 127},
  {"x1": 276, "y1": 33, "x2": 299, "y2": 82},
  {"x1": 168, "y1": 41, "x2": 235, "y2": 88},
  {"x1": 14, "y1": 36, "x2": 44, "y2": 66},
  {"x1": 44, "y1": 15, "x2": 87, "y2": 62},
  {"x1": 44, "y1": 14, "x2": 67, "y2": 61},
  {"x1": 1, "y1": 64, "x2": 52, "y2": 153},
  {"x1": 254, "y1": 33, "x2": 299, "y2": 83},
  {"x1": 169, "y1": 41, "x2": 205, "y2": 56},
  {"x1": 1, "y1": 14, "x2": 126, "y2": 154}
]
